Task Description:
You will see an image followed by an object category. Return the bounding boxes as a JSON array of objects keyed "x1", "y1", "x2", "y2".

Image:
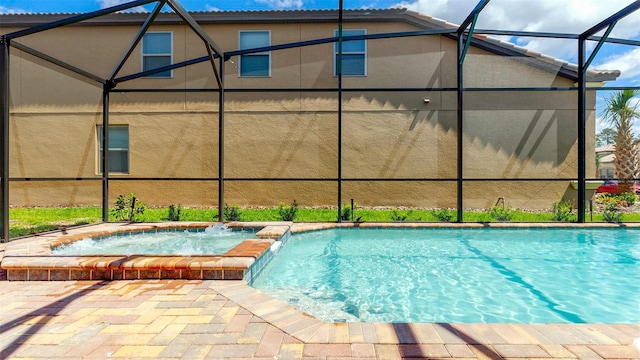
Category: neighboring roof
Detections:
[
  {"x1": 0, "y1": 8, "x2": 620, "y2": 82},
  {"x1": 596, "y1": 144, "x2": 616, "y2": 153},
  {"x1": 600, "y1": 153, "x2": 615, "y2": 163}
]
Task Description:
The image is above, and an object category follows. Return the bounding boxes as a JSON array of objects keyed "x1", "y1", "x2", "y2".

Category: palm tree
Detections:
[{"x1": 600, "y1": 89, "x2": 640, "y2": 194}]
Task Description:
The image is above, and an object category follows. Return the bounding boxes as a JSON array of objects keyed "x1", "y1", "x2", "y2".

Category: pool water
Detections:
[
  {"x1": 251, "y1": 227, "x2": 640, "y2": 323},
  {"x1": 52, "y1": 224, "x2": 254, "y2": 256}
]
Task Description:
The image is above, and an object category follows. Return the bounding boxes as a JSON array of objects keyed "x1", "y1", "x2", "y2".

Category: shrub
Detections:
[
  {"x1": 391, "y1": 209, "x2": 407, "y2": 222},
  {"x1": 430, "y1": 208, "x2": 453, "y2": 222},
  {"x1": 551, "y1": 200, "x2": 575, "y2": 222},
  {"x1": 599, "y1": 192, "x2": 635, "y2": 207},
  {"x1": 616, "y1": 192, "x2": 637, "y2": 206},
  {"x1": 111, "y1": 193, "x2": 146, "y2": 222},
  {"x1": 340, "y1": 203, "x2": 353, "y2": 221},
  {"x1": 603, "y1": 211, "x2": 623, "y2": 223},
  {"x1": 391, "y1": 209, "x2": 417, "y2": 222},
  {"x1": 600, "y1": 197, "x2": 624, "y2": 223},
  {"x1": 489, "y1": 206, "x2": 512, "y2": 222},
  {"x1": 223, "y1": 204, "x2": 242, "y2": 221},
  {"x1": 278, "y1": 200, "x2": 299, "y2": 221},
  {"x1": 165, "y1": 204, "x2": 181, "y2": 221}
]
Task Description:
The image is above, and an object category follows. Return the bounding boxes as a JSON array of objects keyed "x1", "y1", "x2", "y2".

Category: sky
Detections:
[{"x1": 2, "y1": 0, "x2": 640, "y2": 132}]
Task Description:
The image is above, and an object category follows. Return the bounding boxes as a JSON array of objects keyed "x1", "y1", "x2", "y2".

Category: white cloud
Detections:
[
  {"x1": 358, "y1": 0, "x2": 385, "y2": 10},
  {"x1": 205, "y1": 5, "x2": 221, "y2": 11},
  {"x1": 0, "y1": 5, "x2": 26, "y2": 14},
  {"x1": 97, "y1": 0, "x2": 147, "y2": 12},
  {"x1": 255, "y1": 0, "x2": 304, "y2": 9},
  {"x1": 596, "y1": 48, "x2": 640, "y2": 80},
  {"x1": 393, "y1": 0, "x2": 640, "y2": 61},
  {"x1": 97, "y1": 0, "x2": 129, "y2": 8}
]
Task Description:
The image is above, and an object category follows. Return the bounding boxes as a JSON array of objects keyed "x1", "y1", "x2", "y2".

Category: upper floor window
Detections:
[
  {"x1": 142, "y1": 32, "x2": 172, "y2": 78},
  {"x1": 239, "y1": 31, "x2": 271, "y2": 77},
  {"x1": 98, "y1": 125, "x2": 129, "y2": 174},
  {"x1": 334, "y1": 29, "x2": 366, "y2": 76}
]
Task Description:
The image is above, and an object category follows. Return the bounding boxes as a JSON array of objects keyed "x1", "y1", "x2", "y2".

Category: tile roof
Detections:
[
  {"x1": 0, "y1": 8, "x2": 620, "y2": 81},
  {"x1": 596, "y1": 144, "x2": 616, "y2": 153},
  {"x1": 404, "y1": 9, "x2": 620, "y2": 82}
]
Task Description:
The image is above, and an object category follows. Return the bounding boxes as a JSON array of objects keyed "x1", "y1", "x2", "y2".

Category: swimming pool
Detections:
[
  {"x1": 251, "y1": 227, "x2": 640, "y2": 323},
  {"x1": 52, "y1": 224, "x2": 254, "y2": 255}
]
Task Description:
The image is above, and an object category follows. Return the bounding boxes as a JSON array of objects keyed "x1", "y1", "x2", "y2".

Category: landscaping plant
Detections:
[
  {"x1": 602, "y1": 199, "x2": 624, "y2": 223},
  {"x1": 340, "y1": 203, "x2": 353, "y2": 221},
  {"x1": 111, "y1": 193, "x2": 146, "y2": 222},
  {"x1": 165, "y1": 204, "x2": 182, "y2": 221},
  {"x1": 13, "y1": 203, "x2": 640, "y2": 239},
  {"x1": 551, "y1": 200, "x2": 575, "y2": 222},
  {"x1": 489, "y1": 206, "x2": 513, "y2": 222},
  {"x1": 616, "y1": 191, "x2": 637, "y2": 206},
  {"x1": 391, "y1": 209, "x2": 418, "y2": 222},
  {"x1": 430, "y1": 208, "x2": 453, "y2": 222},
  {"x1": 223, "y1": 204, "x2": 242, "y2": 221},
  {"x1": 278, "y1": 200, "x2": 299, "y2": 221}
]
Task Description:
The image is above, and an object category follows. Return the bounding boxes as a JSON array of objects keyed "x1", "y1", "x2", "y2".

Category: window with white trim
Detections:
[
  {"x1": 142, "y1": 32, "x2": 172, "y2": 78},
  {"x1": 334, "y1": 29, "x2": 366, "y2": 76},
  {"x1": 599, "y1": 169, "x2": 614, "y2": 179},
  {"x1": 98, "y1": 125, "x2": 129, "y2": 174},
  {"x1": 239, "y1": 31, "x2": 271, "y2": 77}
]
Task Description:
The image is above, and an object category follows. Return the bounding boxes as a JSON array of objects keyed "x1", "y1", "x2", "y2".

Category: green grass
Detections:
[
  {"x1": 10, "y1": 206, "x2": 102, "y2": 225},
  {"x1": 9, "y1": 207, "x2": 102, "y2": 238},
  {"x1": 137, "y1": 208, "x2": 218, "y2": 222},
  {"x1": 6, "y1": 205, "x2": 640, "y2": 239}
]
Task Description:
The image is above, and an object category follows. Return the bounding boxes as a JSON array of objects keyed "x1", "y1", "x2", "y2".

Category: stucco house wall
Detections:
[{"x1": 0, "y1": 10, "x2": 605, "y2": 210}]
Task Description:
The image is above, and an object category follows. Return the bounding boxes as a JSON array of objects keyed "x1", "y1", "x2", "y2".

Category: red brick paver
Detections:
[{"x1": 0, "y1": 280, "x2": 638, "y2": 359}]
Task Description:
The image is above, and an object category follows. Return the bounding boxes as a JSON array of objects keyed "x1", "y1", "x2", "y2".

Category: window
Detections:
[
  {"x1": 599, "y1": 168, "x2": 614, "y2": 179},
  {"x1": 334, "y1": 29, "x2": 366, "y2": 76},
  {"x1": 142, "y1": 32, "x2": 172, "y2": 77},
  {"x1": 98, "y1": 126, "x2": 129, "y2": 174},
  {"x1": 239, "y1": 31, "x2": 270, "y2": 77}
]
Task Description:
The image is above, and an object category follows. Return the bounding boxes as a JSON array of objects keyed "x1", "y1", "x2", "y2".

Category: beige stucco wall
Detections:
[{"x1": 2, "y1": 20, "x2": 597, "y2": 210}]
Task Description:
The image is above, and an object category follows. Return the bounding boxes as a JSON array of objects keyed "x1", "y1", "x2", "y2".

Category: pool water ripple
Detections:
[
  {"x1": 52, "y1": 225, "x2": 255, "y2": 256},
  {"x1": 251, "y1": 227, "x2": 640, "y2": 323}
]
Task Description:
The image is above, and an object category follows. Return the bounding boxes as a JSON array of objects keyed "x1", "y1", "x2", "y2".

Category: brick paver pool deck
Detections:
[
  {"x1": 1, "y1": 224, "x2": 639, "y2": 359},
  {"x1": 1, "y1": 279, "x2": 639, "y2": 359}
]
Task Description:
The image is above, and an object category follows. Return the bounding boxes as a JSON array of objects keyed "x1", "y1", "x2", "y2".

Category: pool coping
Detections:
[
  {"x1": 2, "y1": 221, "x2": 639, "y2": 282},
  {"x1": 208, "y1": 280, "x2": 640, "y2": 358}
]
